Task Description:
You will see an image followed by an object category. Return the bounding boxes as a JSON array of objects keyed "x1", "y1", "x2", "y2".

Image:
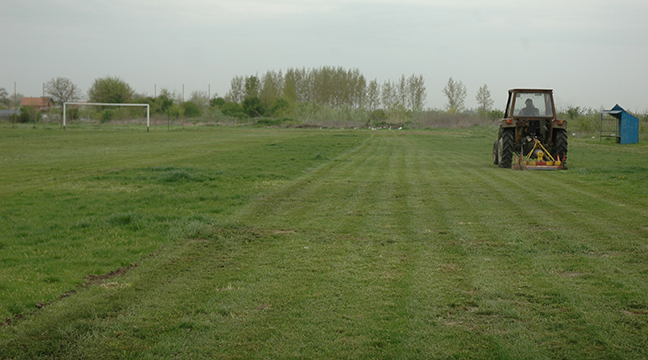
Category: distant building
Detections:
[{"x1": 20, "y1": 97, "x2": 54, "y2": 112}]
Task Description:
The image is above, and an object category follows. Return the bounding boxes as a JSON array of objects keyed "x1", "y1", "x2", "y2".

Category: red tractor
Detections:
[{"x1": 493, "y1": 89, "x2": 568, "y2": 170}]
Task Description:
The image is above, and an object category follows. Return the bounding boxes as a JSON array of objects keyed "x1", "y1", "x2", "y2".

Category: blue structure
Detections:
[
  {"x1": 600, "y1": 104, "x2": 639, "y2": 144},
  {"x1": 0, "y1": 109, "x2": 20, "y2": 118}
]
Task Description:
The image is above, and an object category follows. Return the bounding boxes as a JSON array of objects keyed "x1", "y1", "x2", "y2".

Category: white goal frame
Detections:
[{"x1": 63, "y1": 102, "x2": 150, "y2": 131}]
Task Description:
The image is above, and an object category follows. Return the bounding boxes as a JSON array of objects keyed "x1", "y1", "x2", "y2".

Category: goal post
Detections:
[{"x1": 63, "y1": 102, "x2": 150, "y2": 131}]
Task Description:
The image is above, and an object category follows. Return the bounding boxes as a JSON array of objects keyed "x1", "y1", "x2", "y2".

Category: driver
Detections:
[{"x1": 520, "y1": 98, "x2": 539, "y2": 116}]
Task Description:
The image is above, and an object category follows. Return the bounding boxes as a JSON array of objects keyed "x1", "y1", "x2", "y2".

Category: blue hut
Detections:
[{"x1": 600, "y1": 104, "x2": 639, "y2": 144}]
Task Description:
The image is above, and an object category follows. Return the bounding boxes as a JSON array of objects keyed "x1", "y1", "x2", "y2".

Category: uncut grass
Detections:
[
  {"x1": 2, "y1": 128, "x2": 648, "y2": 358},
  {"x1": 0, "y1": 127, "x2": 365, "y2": 319}
]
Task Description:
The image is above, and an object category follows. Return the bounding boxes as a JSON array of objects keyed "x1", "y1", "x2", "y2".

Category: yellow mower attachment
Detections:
[{"x1": 512, "y1": 139, "x2": 565, "y2": 170}]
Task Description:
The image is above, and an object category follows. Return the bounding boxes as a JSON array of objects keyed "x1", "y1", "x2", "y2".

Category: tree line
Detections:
[
  {"x1": 2, "y1": 71, "x2": 499, "y2": 124},
  {"x1": 225, "y1": 67, "x2": 427, "y2": 113}
]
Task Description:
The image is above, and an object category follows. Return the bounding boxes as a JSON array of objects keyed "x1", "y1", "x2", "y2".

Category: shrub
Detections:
[
  {"x1": 255, "y1": 118, "x2": 296, "y2": 127},
  {"x1": 210, "y1": 97, "x2": 226, "y2": 108},
  {"x1": 269, "y1": 98, "x2": 290, "y2": 117},
  {"x1": 488, "y1": 109, "x2": 504, "y2": 121},
  {"x1": 17, "y1": 106, "x2": 39, "y2": 123},
  {"x1": 220, "y1": 102, "x2": 246, "y2": 118},
  {"x1": 369, "y1": 109, "x2": 387, "y2": 122},
  {"x1": 102, "y1": 109, "x2": 114, "y2": 121},
  {"x1": 184, "y1": 101, "x2": 201, "y2": 118},
  {"x1": 243, "y1": 97, "x2": 265, "y2": 117}
]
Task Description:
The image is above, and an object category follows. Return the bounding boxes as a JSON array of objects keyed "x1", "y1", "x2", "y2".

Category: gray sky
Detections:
[{"x1": 2, "y1": 0, "x2": 647, "y2": 112}]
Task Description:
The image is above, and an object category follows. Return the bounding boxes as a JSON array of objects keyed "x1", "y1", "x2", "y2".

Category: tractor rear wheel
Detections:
[
  {"x1": 499, "y1": 128, "x2": 515, "y2": 168},
  {"x1": 553, "y1": 129, "x2": 568, "y2": 169},
  {"x1": 492, "y1": 139, "x2": 500, "y2": 165}
]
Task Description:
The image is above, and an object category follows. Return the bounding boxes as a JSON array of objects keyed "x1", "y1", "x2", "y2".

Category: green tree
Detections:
[
  {"x1": 442, "y1": 77, "x2": 467, "y2": 113},
  {"x1": 283, "y1": 69, "x2": 300, "y2": 103},
  {"x1": 475, "y1": 84, "x2": 494, "y2": 113},
  {"x1": 353, "y1": 72, "x2": 367, "y2": 109},
  {"x1": 381, "y1": 80, "x2": 397, "y2": 110},
  {"x1": 87, "y1": 76, "x2": 134, "y2": 103},
  {"x1": 243, "y1": 96, "x2": 264, "y2": 117},
  {"x1": 0, "y1": 87, "x2": 10, "y2": 108},
  {"x1": 44, "y1": 77, "x2": 81, "y2": 106},
  {"x1": 259, "y1": 71, "x2": 283, "y2": 110},
  {"x1": 406, "y1": 74, "x2": 426, "y2": 111},
  {"x1": 157, "y1": 89, "x2": 175, "y2": 115},
  {"x1": 244, "y1": 75, "x2": 260, "y2": 100},
  {"x1": 210, "y1": 97, "x2": 226, "y2": 108},
  {"x1": 220, "y1": 101, "x2": 246, "y2": 118},
  {"x1": 269, "y1": 97, "x2": 291, "y2": 117},
  {"x1": 366, "y1": 79, "x2": 381, "y2": 112},
  {"x1": 184, "y1": 101, "x2": 201, "y2": 118},
  {"x1": 17, "y1": 106, "x2": 39, "y2": 123},
  {"x1": 566, "y1": 106, "x2": 581, "y2": 119},
  {"x1": 397, "y1": 75, "x2": 408, "y2": 109}
]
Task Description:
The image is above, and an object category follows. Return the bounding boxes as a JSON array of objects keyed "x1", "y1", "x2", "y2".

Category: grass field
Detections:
[{"x1": 1, "y1": 125, "x2": 647, "y2": 359}]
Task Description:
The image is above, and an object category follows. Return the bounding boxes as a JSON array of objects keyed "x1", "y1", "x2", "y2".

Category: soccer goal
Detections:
[{"x1": 63, "y1": 102, "x2": 150, "y2": 131}]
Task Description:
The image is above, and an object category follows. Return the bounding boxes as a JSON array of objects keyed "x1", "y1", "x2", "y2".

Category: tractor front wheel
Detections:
[
  {"x1": 492, "y1": 139, "x2": 500, "y2": 165},
  {"x1": 499, "y1": 128, "x2": 515, "y2": 168}
]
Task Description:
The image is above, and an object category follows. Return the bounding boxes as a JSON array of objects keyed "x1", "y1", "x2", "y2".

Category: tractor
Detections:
[{"x1": 493, "y1": 89, "x2": 568, "y2": 170}]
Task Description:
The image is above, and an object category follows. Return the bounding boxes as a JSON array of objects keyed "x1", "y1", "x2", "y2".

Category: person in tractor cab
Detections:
[{"x1": 520, "y1": 98, "x2": 539, "y2": 116}]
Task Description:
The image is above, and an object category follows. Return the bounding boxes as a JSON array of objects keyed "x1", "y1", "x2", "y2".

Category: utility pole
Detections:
[{"x1": 13, "y1": 82, "x2": 17, "y2": 128}]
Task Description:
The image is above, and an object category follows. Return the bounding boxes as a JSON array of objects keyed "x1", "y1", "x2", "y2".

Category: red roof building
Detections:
[{"x1": 20, "y1": 97, "x2": 54, "y2": 111}]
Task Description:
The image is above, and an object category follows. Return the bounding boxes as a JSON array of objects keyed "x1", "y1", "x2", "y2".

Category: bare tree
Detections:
[
  {"x1": 44, "y1": 77, "x2": 81, "y2": 106},
  {"x1": 225, "y1": 76, "x2": 245, "y2": 103},
  {"x1": 189, "y1": 90, "x2": 209, "y2": 111},
  {"x1": 442, "y1": 77, "x2": 467, "y2": 112},
  {"x1": 475, "y1": 84, "x2": 494, "y2": 113}
]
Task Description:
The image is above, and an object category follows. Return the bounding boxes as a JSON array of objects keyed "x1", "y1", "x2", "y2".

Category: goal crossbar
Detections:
[{"x1": 63, "y1": 102, "x2": 150, "y2": 131}]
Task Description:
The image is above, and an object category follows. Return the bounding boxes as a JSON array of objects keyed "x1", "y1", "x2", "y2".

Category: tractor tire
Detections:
[
  {"x1": 553, "y1": 129, "x2": 568, "y2": 169},
  {"x1": 492, "y1": 139, "x2": 500, "y2": 165},
  {"x1": 499, "y1": 128, "x2": 515, "y2": 168}
]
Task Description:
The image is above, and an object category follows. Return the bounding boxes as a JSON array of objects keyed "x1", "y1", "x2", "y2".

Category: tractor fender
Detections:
[
  {"x1": 500, "y1": 118, "x2": 517, "y2": 128},
  {"x1": 552, "y1": 119, "x2": 568, "y2": 129}
]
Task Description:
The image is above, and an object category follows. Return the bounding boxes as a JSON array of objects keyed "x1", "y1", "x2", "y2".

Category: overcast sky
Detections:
[{"x1": 2, "y1": 0, "x2": 647, "y2": 111}]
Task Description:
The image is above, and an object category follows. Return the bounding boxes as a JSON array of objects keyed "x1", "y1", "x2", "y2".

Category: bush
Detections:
[
  {"x1": 210, "y1": 97, "x2": 226, "y2": 108},
  {"x1": 167, "y1": 104, "x2": 182, "y2": 119},
  {"x1": 488, "y1": 109, "x2": 504, "y2": 121},
  {"x1": 369, "y1": 109, "x2": 387, "y2": 122},
  {"x1": 184, "y1": 101, "x2": 201, "y2": 118},
  {"x1": 66, "y1": 108, "x2": 79, "y2": 120},
  {"x1": 243, "y1": 97, "x2": 265, "y2": 117},
  {"x1": 17, "y1": 106, "x2": 39, "y2": 123},
  {"x1": 220, "y1": 102, "x2": 246, "y2": 118},
  {"x1": 102, "y1": 109, "x2": 114, "y2": 121},
  {"x1": 255, "y1": 118, "x2": 296, "y2": 127},
  {"x1": 269, "y1": 98, "x2": 290, "y2": 117}
]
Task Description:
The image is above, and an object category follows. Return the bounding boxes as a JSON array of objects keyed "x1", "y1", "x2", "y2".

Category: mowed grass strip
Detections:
[{"x1": 1, "y1": 128, "x2": 648, "y2": 359}]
